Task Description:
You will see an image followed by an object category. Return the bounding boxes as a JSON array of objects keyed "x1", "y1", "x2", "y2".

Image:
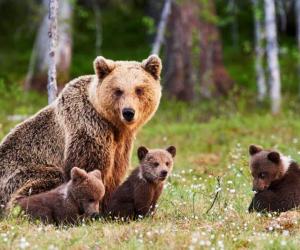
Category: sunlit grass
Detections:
[{"x1": 1, "y1": 89, "x2": 300, "y2": 249}]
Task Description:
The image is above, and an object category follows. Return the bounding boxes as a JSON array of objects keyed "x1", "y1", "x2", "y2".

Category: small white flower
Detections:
[
  {"x1": 19, "y1": 237, "x2": 30, "y2": 249},
  {"x1": 281, "y1": 240, "x2": 287, "y2": 246}
]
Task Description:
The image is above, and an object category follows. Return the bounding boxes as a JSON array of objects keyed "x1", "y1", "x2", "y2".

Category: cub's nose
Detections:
[
  {"x1": 160, "y1": 170, "x2": 168, "y2": 178},
  {"x1": 122, "y1": 108, "x2": 135, "y2": 122}
]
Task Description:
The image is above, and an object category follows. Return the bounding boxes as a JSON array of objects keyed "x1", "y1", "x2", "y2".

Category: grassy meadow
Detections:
[{"x1": 1, "y1": 86, "x2": 300, "y2": 249}]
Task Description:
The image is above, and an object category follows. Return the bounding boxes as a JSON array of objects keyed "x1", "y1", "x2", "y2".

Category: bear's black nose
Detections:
[
  {"x1": 122, "y1": 108, "x2": 135, "y2": 122},
  {"x1": 160, "y1": 170, "x2": 168, "y2": 178}
]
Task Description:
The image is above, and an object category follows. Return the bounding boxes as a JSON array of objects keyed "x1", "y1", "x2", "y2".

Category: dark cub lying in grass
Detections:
[
  {"x1": 106, "y1": 145, "x2": 176, "y2": 220},
  {"x1": 248, "y1": 145, "x2": 300, "y2": 213},
  {"x1": 13, "y1": 167, "x2": 105, "y2": 224}
]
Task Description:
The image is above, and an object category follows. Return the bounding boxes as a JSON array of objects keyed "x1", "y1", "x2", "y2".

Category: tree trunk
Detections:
[
  {"x1": 198, "y1": 1, "x2": 233, "y2": 97},
  {"x1": 164, "y1": 1, "x2": 197, "y2": 101},
  {"x1": 151, "y1": 0, "x2": 171, "y2": 55},
  {"x1": 25, "y1": 0, "x2": 73, "y2": 93},
  {"x1": 164, "y1": 0, "x2": 233, "y2": 101},
  {"x1": 264, "y1": 0, "x2": 281, "y2": 114},
  {"x1": 252, "y1": 0, "x2": 267, "y2": 101},
  {"x1": 48, "y1": 0, "x2": 58, "y2": 104}
]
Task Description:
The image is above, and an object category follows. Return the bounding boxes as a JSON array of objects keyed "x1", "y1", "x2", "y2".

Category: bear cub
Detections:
[
  {"x1": 248, "y1": 144, "x2": 300, "y2": 213},
  {"x1": 106, "y1": 145, "x2": 176, "y2": 219},
  {"x1": 14, "y1": 167, "x2": 105, "y2": 224}
]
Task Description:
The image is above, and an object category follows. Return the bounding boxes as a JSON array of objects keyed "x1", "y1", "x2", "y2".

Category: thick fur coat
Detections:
[
  {"x1": 0, "y1": 55, "x2": 162, "y2": 212},
  {"x1": 106, "y1": 146, "x2": 175, "y2": 219},
  {"x1": 14, "y1": 168, "x2": 105, "y2": 224},
  {"x1": 248, "y1": 145, "x2": 300, "y2": 212}
]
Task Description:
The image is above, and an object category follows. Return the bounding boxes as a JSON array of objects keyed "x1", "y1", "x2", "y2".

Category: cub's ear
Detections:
[
  {"x1": 90, "y1": 169, "x2": 102, "y2": 180},
  {"x1": 166, "y1": 146, "x2": 176, "y2": 158},
  {"x1": 137, "y1": 146, "x2": 149, "y2": 161},
  {"x1": 142, "y1": 55, "x2": 162, "y2": 80},
  {"x1": 268, "y1": 151, "x2": 281, "y2": 164},
  {"x1": 93, "y1": 56, "x2": 116, "y2": 80},
  {"x1": 71, "y1": 167, "x2": 88, "y2": 184},
  {"x1": 249, "y1": 144, "x2": 263, "y2": 156}
]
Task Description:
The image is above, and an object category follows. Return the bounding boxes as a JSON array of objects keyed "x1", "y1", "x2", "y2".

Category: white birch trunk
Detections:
[
  {"x1": 48, "y1": 0, "x2": 59, "y2": 104},
  {"x1": 25, "y1": 0, "x2": 73, "y2": 93},
  {"x1": 264, "y1": 0, "x2": 281, "y2": 114},
  {"x1": 296, "y1": 0, "x2": 300, "y2": 94},
  {"x1": 151, "y1": 0, "x2": 172, "y2": 55},
  {"x1": 252, "y1": 0, "x2": 266, "y2": 101}
]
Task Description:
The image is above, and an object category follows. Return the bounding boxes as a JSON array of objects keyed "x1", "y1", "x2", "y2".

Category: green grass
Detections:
[{"x1": 1, "y1": 89, "x2": 300, "y2": 249}]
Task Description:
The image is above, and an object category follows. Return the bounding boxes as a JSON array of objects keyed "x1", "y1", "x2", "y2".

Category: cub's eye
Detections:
[
  {"x1": 89, "y1": 198, "x2": 95, "y2": 203},
  {"x1": 114, "y1": 89, "x2": 123, "y2": 97},
  {"x1": 258, "y1": 172, "x2": 266, "y2": 179},
  {"x1": 166, "y1": 162, "x2": 170, "y2": 166},
  {"x1": 153, "y1": 162, "x2": 159, "y2": 167},
  {"x1": 135, "y1": 87, "x2": 143, "y2": 96}
]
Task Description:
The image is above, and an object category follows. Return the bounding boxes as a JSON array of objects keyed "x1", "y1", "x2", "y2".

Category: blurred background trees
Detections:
[{"x1": 1, "y1": 0, "x2": 300, "y2": 113}]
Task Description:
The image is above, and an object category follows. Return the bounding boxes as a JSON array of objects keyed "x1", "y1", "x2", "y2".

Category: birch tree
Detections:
[
  {"x1": 252, "y1": 0, "x2": 266, "y2": 101},
  {"x1": 25, "y1": 0, "x2": 73, "y2": 93},
  {"x1": 48, "y1": 0, "x2": 58, "y2": 104},
  {"x1": 151, "y1": 0, "x2": 172, "y2": 55},
  {"x1": 264, "y1": 0, "x2": 281, "y2": 114}
]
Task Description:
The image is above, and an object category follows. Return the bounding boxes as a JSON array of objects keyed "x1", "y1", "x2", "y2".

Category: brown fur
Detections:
[
  {"x1": 248, "y1": 145, "x2": 300, "y2": 213},
  {"x1": 106, "y1": 146, "x2": 176, "y2": 220},
  {"x1": 0, "y1": 55, "x2": 162, "y2": 212},
  {"x1": 12, "y1": 168, "x2": 105, "y2": 224}
]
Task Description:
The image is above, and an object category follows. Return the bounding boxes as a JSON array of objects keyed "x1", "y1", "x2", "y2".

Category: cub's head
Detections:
[
  {"x1": 89, "y1": 55, "x2": 162, "y2": 131},
  {"x1": 249, "y1": 145, "x2": 291, "y2": 192},
  {"x1": 137, "y1": 145, "x2": 176, "y2": 183},
  {"x1": 69, "y1": 167, "x2": 105, "y2": 217}
]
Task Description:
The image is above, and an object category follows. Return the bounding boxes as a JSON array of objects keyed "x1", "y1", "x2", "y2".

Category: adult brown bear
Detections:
[{"x1": 0, "y1": 55, "x2": 162, "y2": 212}]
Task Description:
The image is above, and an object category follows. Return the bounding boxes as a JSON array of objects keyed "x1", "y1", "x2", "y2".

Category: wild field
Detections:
[{"x1": 1, "y1": 85, "x2": 300, "y2": 249}]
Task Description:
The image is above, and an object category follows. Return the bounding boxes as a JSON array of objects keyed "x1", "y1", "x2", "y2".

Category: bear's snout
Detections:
[
  {"x1": 160, "y1": 170, "x2": 168, "y2": 179},
  {"x1": 122, "y1": 108, "x2": 135, "y2": 122}
]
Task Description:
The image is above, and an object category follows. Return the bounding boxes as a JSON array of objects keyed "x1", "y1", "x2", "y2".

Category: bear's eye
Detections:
[
  {"x1": 135, "y1": 87, "x2": 144, "y2": 96},
  {"x1": 258, "y1": 172, "x2": 266, "y2": 179},
  {"x1": 114, "y1": 89, "x2": 123, "y2": 97},
  {"x1": 166, "y1": 161, "x2": 170, "y2": 166},
  {"x1": 153, "y1": 162, "x2": 159, "y2": 167}
]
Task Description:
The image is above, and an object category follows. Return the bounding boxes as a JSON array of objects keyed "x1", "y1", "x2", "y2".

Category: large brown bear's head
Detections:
[{"x1": 89, "y1": 55, "x2": 162, "y2": 131}]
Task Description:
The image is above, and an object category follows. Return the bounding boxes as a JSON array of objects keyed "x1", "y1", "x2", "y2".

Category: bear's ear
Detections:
[
  {"x1": 71, "y1": 167, "x2": 88, "y2": 184},
  {"x1": 268, "y1": 151, "x2": 281, "y2": 164},
  {"x1": 137, "y1": 146, "x2": 149, "y2": 161},
  {"x1": 90, "y1": 169, "x2": 102, "y2": 180},
  {"x1": 93, "y1": 56, "x2": 116, "y2": 80},
  {"x1": 142, "y1": 55, "x2": 162, "y2": 80},
  {"x1": 166, "y1": 146, "x2": 176, "y2": 158},
  {"x1": 249, "y1": 144, "x2": 263, "y2": 156}
]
